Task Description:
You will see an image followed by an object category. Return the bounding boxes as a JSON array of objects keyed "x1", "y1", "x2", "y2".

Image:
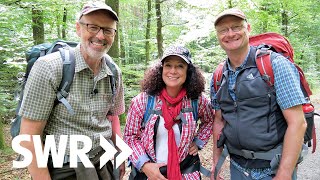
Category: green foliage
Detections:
[
  {"x1": 0, "y1": 63, "x2": 22, "y2": 124},
  {"x1": 121, "y1": 64, "x2": 146, "y2": 111},
  {"x1": 119, "y1": 113, "x2": 127, "y2": 125},
  {"x1": 187, "y1": 32, "x2": 225, "y2": 72}
]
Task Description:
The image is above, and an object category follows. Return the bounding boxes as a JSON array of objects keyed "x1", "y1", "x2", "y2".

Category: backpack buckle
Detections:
[{"x1": 242, "y1": 150, "x2": 256, "y2": 159}]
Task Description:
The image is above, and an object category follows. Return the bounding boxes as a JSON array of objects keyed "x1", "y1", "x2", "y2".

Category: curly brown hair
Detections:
[{"x1": 140, "y1": 61, "x2": 205, "y2": 99}]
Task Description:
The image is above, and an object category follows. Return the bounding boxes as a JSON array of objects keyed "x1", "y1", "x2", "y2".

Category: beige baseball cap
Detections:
[
  {"x1": 79, "y1": 1, "x2": 119, "y2": 21},
  {"x1": 214, "y1": 8, "x2": 246, "y2": 26}
]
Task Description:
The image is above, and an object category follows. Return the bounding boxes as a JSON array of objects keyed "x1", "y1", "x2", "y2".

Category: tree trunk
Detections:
[
  {"x1": 228, "y1": 0, "x2": 233, "y2": 8},
  {"x1": 0, "y1": 120, "x2": 5, "y2": 149},
  {"x1": 316, "y1": 52, "x2": 320, "y2": 72},
  {"x1": 145, "y1": 0, "x2": 152, "y2": 65},
  {"x1": 56, "y1": 14, "x2": 61, "y2": 39},
  {"x1": 259, "y1": 4, "x2": 268, "y2": 32},
  {"x1": 62, "y1": 7, "x2": 67, "y2": 39},
  {"x1": 106, "y1": 0, "x2": 120, "y2": 60},
  {"x1": 155, "y1": 0, "x2": 163, "y2": 58},
  {"x1": 119, "y1": 25, "x2": 126, "y2": 65},
  {"x1": 281, "y1": 10, "x2": 289, "y2": 36},
  {"x1": 32, "y1": 7, "x2": 44, "y2": 45},
  {"x1": 280, "y1": 2, "x2": 289, "y2": 36}
]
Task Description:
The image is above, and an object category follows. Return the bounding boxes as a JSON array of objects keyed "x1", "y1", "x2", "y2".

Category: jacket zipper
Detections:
[{"x1": 267, "y1": 93, "x2": 271, "y2": 133}]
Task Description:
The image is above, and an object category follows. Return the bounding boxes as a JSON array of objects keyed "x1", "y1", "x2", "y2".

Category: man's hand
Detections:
[
  {"x1": 273, "y1": 105, "x2": 306, "y2": 180},
  {"x1": 141, "y1": 162, "x2": 167, "y2": 180},
  {"x1": 188, "y1": 142, "x2": 199, "y2": 156},
  {"x1": 118, "y1": 162, "x2": 125, "y2": 180},
  {"x1": 210, "y1": 165, "x2": 224, "y2": 180},
  {"x1": 210, "y1": 110, "x2": 225, "y2": 180},
  {"x1": 272, "y1": 172, "x2": 292, "y2": 180}
]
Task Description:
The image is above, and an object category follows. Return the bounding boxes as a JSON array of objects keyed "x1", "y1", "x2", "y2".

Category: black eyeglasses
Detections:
[{"x1": 79, "y1": 22, "x2": 117, "y2": 37}]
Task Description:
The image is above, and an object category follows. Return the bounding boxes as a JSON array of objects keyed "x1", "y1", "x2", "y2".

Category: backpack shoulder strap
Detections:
[
  {"x1": 294, "y1": 65, "x2": 313, "y2": 97},
  {"x1": 213, "y1": 62, "x2": 226, "y2": 92},
  {"x1": 142, "y1": 95, "x2": 161, "y2": 128},
  {"x1": 191, "y1": 99, "x2": 198, "y2": 122},
  {"x1": 104, "y1": 54, "x2": 118, "y2": 104},
  {"x1": 143, "y1": 95, "x2": 155, "y2": 122},
  {"x1": 56, "y1": 46, "x2": 75, "y2": 115},
  {"x1": 141, "y1": 96, "x2": 199, "y2": 128},
  {"x1": 256, "y1": 46, "x2": 312, "y2": 96},
  {"x1": 255, "y1": 46, "x2": 275, "y2": 86},
  {"x1": 180, "y1": 98, "x2": 198, "y2": 124}
]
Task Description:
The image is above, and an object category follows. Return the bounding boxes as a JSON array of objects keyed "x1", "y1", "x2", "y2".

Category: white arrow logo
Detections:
[
  {"x1": 114, "y1": 134, "x2": 133, "y2": 168},
  {"x1": 99, "y1": 134, "x2": 117, "y2": 169},
  {"x1": 99, "y1": 134, "x2": 132, "y2": 169}
]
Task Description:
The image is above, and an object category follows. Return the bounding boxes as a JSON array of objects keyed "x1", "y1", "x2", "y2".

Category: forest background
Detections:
[{"x1": 0, "y1": 0, "x2": 319, "y2": 151}]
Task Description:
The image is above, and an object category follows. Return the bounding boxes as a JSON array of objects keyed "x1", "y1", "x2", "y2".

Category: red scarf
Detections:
[{"x1": 159, "y1": 88, "x2": 186, "y2": 180}]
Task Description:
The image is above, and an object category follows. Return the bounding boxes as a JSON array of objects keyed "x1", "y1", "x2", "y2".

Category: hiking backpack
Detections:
[
  {"x1": 11, "y1": 40, "x2": 119, "y2": 138},
  {"x1": 212, "y1": 32, "x2": 318, "y2": 153}
]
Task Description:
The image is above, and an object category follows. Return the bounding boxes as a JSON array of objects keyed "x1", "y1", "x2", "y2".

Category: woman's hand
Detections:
[
  {"x1": 141, "y1": 162, "x2": 167, "y2": 180},
  {"x1": 188, "y1": 142, "x2": 199, "y2": 156}
]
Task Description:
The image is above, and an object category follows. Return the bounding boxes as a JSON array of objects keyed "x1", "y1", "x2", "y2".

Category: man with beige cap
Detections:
[
  {"x1": 18, "y1": 1, "x2": 125, "y2": 179},
  {"x1": 210, "y1": 8, "x2": 307, "y2": 180}
]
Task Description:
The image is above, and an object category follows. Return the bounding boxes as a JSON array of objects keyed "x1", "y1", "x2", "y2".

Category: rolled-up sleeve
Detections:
[
  {"x1": 195, "y1": 94, "x2": 214, "y2": 148},
  {"x1": 123, "y1": 93, "x2": 150, "y2": 170}
]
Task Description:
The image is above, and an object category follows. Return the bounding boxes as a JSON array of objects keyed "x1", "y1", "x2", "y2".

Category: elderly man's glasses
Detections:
[
  {"x1": 217, "y1": 25, "x2": 244, "y2": 35},
  {"x1": 79, "y1": 22, "x2": 116, "y2": 37}
]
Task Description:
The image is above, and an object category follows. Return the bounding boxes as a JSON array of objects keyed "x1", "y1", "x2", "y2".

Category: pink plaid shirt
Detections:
[{"x1": 124, "y1": 92, "x2": 214, "y2": 179}]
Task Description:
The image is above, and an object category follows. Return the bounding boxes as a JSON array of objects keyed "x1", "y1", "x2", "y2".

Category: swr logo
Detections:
[{"x1": 11, "y1": 134, "x2": 132, "y2": 168}]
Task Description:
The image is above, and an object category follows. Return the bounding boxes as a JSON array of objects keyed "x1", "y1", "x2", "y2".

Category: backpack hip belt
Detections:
[
  {"x1": 226, "y1": 141, "x2": 282, "y2": 161},
  {"x1": 214, "y1": 142, "x2": 308, "y2": 180}
]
